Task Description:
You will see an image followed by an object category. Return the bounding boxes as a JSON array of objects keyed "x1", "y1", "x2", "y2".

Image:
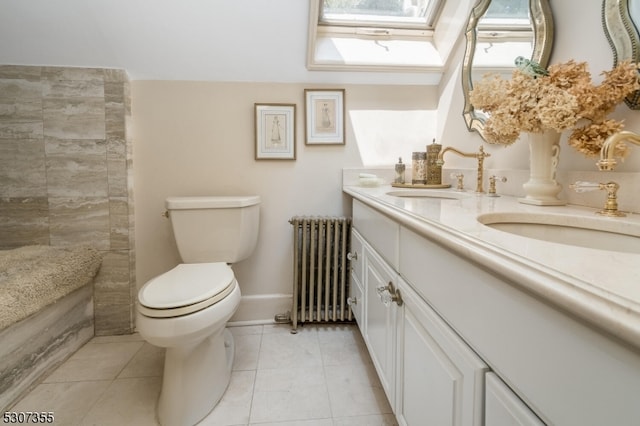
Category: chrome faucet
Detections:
[
  {"x1": 437, "y1": 146, "x2": 490, "y2": 193},
  {"x1": 597, "y1": 130, "x2": 640, "y2": 171}
]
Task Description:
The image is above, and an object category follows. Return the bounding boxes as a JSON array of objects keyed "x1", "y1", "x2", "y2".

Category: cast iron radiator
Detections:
[{"x1": 288, "y1": 216, "x2": 353, "y2": 333}]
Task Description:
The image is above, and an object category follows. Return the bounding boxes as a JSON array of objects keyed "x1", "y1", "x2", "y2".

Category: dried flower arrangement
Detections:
[{"x1": 469, "y1": 59, "x2": 640, "y2": 158}]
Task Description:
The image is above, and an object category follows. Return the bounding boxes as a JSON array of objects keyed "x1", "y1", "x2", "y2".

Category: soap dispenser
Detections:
[{"x1": 395, "y1": 157, "x2": 406, "y2": 184}]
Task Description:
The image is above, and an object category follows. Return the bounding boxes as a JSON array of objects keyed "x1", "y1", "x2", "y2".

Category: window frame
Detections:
[
  {"x1": 318, "y1": 0, "x2": 444, "y2": 32},
  {"x1": 307, "y1": 0, "x2": 445, "y2": 73}
]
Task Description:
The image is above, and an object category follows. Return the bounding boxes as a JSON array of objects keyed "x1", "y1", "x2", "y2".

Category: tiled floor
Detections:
[{"x1": 10, "y1": 323, "x2": 397, "y2": 426}]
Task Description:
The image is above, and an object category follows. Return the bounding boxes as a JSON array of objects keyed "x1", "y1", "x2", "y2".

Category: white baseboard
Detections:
[{"x1": 228, "y1": 293, "x2": 292, "y2": 325}]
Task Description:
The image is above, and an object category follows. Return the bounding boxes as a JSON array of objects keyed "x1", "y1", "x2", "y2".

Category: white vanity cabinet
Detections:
[
  {"x1": 399, "y1": 224, "x2": 640, "y2": 425},
  {"x1": 347, "y1": 185, "x2": 640, "y2": 425},
  {"x1": 352, "y1": 200, "x2": 401, "y2": 408},
  {"x1": 352, "y1": 199, "x2": 488, "y2": 425},
  {"x1": 396, "y1": 278, "x2": 488, "y2": 426}
]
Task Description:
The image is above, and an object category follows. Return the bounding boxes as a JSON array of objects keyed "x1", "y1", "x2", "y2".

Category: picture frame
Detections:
[
  {"x1": 304, "y1": 89, "x2": 345, "y2": 145},
  {"x1": 255, "y1": 103, "x2": 296, "y2": 160}
]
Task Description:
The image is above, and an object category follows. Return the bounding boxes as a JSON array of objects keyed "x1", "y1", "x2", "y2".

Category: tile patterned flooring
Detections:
[{"x1": 10, "y1": 323, "x2": 397, "y2": 425}]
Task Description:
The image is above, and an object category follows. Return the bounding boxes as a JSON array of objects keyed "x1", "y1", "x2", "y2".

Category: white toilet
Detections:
[{"x1": 136, "y1": 195, "x2": 260, "y2": 426}]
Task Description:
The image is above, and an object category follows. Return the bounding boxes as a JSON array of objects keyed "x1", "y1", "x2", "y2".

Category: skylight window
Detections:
[
  {"x1": 306, "y1": 0, "x2": 467, "y2": 83},
  {"x1": 319, "y1": 0, "x2": 442, "y2": 31}
]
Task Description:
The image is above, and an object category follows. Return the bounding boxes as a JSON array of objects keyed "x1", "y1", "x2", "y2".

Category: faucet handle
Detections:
[
  {"x1": 487, "y1": 175, "x2": 507, "y2": 197},
  {"x1": 569, "y1": 181, "x2": 601, "y2": 193},
  {"x1": 597, "y1": 181, "x2": 626, "y2": 217},
  {"x1": 570, "y1": 181, "x2": 626, "y2": 217},
  {"x1": 450, "y1": 173, "x2": 464, "y2": 190}
]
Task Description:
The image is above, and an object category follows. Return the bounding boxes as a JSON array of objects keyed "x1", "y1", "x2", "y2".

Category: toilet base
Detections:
[{"x1": 157, "y1": 327, "x2": 235, "y2": 426}]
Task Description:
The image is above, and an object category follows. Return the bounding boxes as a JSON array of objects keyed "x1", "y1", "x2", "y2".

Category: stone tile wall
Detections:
[{"x1": 0, "y1": 65, "x2": 135, "y2": 335}]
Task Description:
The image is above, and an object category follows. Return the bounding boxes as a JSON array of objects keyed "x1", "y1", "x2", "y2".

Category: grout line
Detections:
[
  {"x1": 75, "y1": 379, "x2": 114, "y2": 426},
  {"x1": 245, "y1": 324, "x2": 263, "y2": 424},
  {"x1": 114, "y1": 341, "x2": 147, "y2": 380}
]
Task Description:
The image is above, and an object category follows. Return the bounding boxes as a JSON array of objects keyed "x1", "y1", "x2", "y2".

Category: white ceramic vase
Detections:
[{"x1": 518, "y1": 130, "x2": 566, "y2": 206}]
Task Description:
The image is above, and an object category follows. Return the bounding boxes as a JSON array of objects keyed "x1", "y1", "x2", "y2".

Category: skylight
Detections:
[
  {"x1": 306, "y1": 0, "x2": 478, "y2": 83},
  {"x1": 319, "y1": 0, "x2": 443, "y2": 31},
  {"x1": 307, "y1": 0, "x2": 449, "y2": 76}
]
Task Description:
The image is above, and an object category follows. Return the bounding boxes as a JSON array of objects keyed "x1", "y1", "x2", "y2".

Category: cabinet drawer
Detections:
[{"x1": 353, "y1": 199, "x2": 399, "y2": 270}]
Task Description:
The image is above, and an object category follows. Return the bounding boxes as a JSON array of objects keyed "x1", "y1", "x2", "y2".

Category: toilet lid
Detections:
[{"x1": 138, "y1": 263, "x2": 234, "y2": 310}]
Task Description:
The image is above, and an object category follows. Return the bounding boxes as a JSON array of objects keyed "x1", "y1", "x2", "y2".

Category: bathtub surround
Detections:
[
  {"x1": 0, "y1": 285, "x2": 94, "y2": 413},
  {"x1": 0, "y1": 245, "x2": 101, "y2": 329},
  {"x1": 0, "y1": 65, "x2": 135, "y2": 335},
  {"x1": 0, "y1": 243, "x2": 100, "y2": 414}
]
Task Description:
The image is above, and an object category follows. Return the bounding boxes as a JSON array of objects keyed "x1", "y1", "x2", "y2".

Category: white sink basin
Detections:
[
  {"x1": 386, "y1": 190, "x2": 469, "y2": 200},
  {"x1": 477, "y1": 212, "x2": 640, "y2": 254}
]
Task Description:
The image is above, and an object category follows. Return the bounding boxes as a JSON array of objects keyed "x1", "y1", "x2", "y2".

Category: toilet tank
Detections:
[{"x1": 165, "y1": 195, "x2": 260, "y2": 264}]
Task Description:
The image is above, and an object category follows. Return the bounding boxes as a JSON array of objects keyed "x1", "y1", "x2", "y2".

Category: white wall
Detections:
[
  {"x1": 0, "y1": 0, "x2": 437, "y2": 86},
  {"x1": 132, "y1": 81, "x2": 437, "y2": 321},
  {"x1": 122, "y1": 0, "x2": 640, "y2": 322},
  {"x1": 5, "y1": 0, "x2": 640, "y2": 323}
]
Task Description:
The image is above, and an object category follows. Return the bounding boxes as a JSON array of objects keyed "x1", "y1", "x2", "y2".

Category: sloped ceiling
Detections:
[{"x1": 0, "y1": 0, "x2": 439, "y2": 84}]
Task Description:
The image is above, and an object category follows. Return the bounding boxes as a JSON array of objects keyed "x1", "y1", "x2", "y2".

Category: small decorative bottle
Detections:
[
  {"x1": 412, "y1": 152, "x2": 426, "y2": 185},
  {"x1": 394, "y1": 157, "x2": 406, "y2": 184}
]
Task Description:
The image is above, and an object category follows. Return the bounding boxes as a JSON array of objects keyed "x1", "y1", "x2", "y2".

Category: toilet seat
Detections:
[{"x1": 138, "y1": 263, "x2": 236, "y2": 318}]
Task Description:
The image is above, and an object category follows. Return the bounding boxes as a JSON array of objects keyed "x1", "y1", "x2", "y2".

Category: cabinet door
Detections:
[
  {"x1": 485, "y1": 373, "x2": 545, "y2": 426},
  {"x1": 364, "y1": 245, "x2": 400, "y2": 409},
  {"x1": 396, "y1": 278, "x2": 488, "y2": 426}
]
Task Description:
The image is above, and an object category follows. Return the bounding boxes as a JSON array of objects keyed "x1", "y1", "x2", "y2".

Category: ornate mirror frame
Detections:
[
  {"x1": 603, "y1": 0, "x2": 640, "y2": 109},
  {"x1": 461, "y1": 0, "x2": 555, "y2": 142}
]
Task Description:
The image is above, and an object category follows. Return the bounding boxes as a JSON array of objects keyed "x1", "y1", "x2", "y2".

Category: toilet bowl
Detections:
[
  {"x1": 135, "y1": 195, "x2": 260, "y2": 426},
  {"x1": 136, "y1": 262, "x2": 241, "y2": 426}
]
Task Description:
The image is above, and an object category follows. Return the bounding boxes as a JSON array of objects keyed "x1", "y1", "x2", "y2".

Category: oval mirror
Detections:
[
  {"x1": 603, "y1": 0, "x2": 640, "y2": 109},
  {"x1": 462, "y1": 0, "x2": 554, "y2": 143}
]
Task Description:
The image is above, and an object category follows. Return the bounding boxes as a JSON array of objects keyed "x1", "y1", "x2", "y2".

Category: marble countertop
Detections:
[{"x1": 343, "y1": 184, "x2": 640, "y2": 351}]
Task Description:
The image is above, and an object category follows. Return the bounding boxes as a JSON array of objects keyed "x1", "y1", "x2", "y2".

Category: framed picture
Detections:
[
  {"x1": 304, "y1": 89, "x2": 345, "y2": 145},
  {"x1": 255, "y1": 103, "x2": 296, "y2": 160}
]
